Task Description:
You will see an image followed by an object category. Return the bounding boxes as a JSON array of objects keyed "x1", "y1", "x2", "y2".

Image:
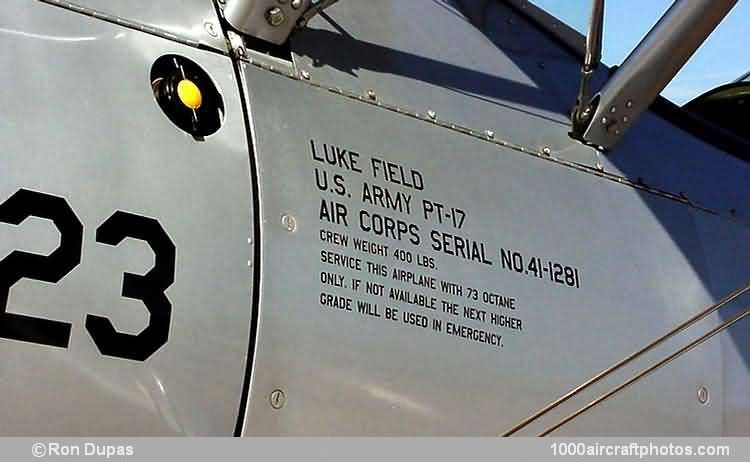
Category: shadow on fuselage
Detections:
[{"x1": 291, "y1": 0, "x2": 750, "y2": 371}]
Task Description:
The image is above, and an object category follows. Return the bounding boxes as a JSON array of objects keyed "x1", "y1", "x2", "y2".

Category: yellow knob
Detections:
[{"x1": 177, "y1": 79, "x2": 203, "y2": 110}]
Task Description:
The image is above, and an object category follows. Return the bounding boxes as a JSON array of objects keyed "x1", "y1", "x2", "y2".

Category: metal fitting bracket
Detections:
[
  {"x1": 223, "y1": 0, "x2": 312, "y2": 45},
  {"x1": 578, "y1": 0, "x2": 737, "y2": 149}
]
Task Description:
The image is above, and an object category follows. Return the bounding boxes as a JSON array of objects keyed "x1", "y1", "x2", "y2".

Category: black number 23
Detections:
[{"x1": 0, "y1": 189, "x2": 176, "y2": 361}]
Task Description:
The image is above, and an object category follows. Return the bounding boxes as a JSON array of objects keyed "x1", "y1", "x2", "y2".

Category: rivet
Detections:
[
  {"x1": 266, "y1": 7, "x2": 286, "y2": 27},
  {"x1": 601, "y1": 116, "x2": 608, "y2": 124},
  {"x1": 609, "y1": 106, "x2": 617, "y2": 113},
  {"x1": 626, "y1": 100, "x2": 634, "y2": 108},
  {"x1": 300, "y1": 70, "x2": 311, "y2": 80},
  {"x1": 427, "y1": 110, "x2": 437, "y2": 120},
  {"x1": 367, "y1": 89, "x2": 376, "y2": 100},
  {"x1": 485, "y1": 130, "x2": 495, "y2": 139},
  {"x1": 204, "y1": 22, "x2": 218, "y2": 38},
  {"x1": 542, "y1": 146, "x2": 552, "y2": 156},
  {"x1": 270, "y1": 389, "x2": 287, "y2": 409},
  {"x1": 623, "y1": 116, "x2": 629, "y2": 124},
  {"x1": 697, "y1": 386, "x2": 709, "y2": 405},
  {"x1": 281, "y1": 214, "x2": 297, "y2": 232},
  {"x1": 291, "y1": 0, "x2": 304, "y2": 9}
]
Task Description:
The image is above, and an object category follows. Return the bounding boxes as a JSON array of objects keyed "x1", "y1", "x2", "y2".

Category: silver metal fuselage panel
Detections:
[
  {"x1": 1, "y1": 0, "x2": 749, "y2": 437},
  {"x1": 46, "y1": 0, "x2": 228, "y2": 52},
  {"x1": 0, "y1": 1, "x2": 254, "y2": 436},
  {"x1": 238, "y1": 62, "x2": 732, "y2": 436}
]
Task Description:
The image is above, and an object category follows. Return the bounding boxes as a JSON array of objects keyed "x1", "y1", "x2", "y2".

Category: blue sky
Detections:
[{"x1": 531, "y1": 0, "x2": 748, "y2": 104}]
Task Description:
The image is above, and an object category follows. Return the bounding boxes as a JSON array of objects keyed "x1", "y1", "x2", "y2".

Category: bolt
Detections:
[
  {"x1": 485, "y1": 130, "x2": 495, "y2": 139},
  {"x1": 542, "y1": 146, "x2": 552, "y2": 156},
  {"x1": 300, "y1": 70, "x2": 310, "y2": 80},
  {"x1": 609, "y1": 106, "x2": 617, "y2": 113},
  {"x1": 366, "y1": 89, "x2": 376, "y2": 100},
  {"x1": 281, "y1": 214, "x2": 297, "y2": 232},
  {"x1": 626, "y1": 100, "x2": 633, "y2": 108},
  {"x1": 601, "y1": 116, "x2": 608, "y2": 125},
  {"x1": 291, "y1": 0, "x2": 304, "y2": 9},
  {"x1": 623, "y1": 116, "x2": 629, "y2": 124},
  {"x1": 270, "y1": 389, "x2": 286, "y2": 409},
  {"x1": 427, "y1": 110, "x2": 437, "y2": 120},
  {"x1": 266, "y1": 7, "x2": 286, "y2": 27},
  {"x1": 697, "y1": 386, "x2": 709, "y2": 405},
  {"x1": 204, "y1": 22, "x2": 218, "y2": 38}
]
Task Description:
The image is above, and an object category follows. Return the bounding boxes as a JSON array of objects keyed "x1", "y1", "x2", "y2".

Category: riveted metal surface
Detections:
[
  {"x1": 289, "y1": 0, "x2": 750, "y2": 222},
  {"x1": 41, "y1": 0, "x2": 229, "y2": 52},
  {"x1": 0, "y1": 1, "x2": 253, "y2": 435},
  {"x1": 237, "y1": 62, "x2": 735, "y2": 435},
  {"x1": 290, "y1": 0, "x2": 590, "y2": 163}
]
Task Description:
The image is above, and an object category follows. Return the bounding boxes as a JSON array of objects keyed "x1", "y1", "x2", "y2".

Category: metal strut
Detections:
[
  {"x1": 571, "y1": 0, "x2": 605, "y2": 135},
  {"x1": 502, "y1": 280, "x2": 750, "y2": 436},
  {"x1": 577, "y1": 0, "x2": 738, "y2": 149},
  {"x1": 540, "y1": 307, "x2": 750, "y2": 436}
]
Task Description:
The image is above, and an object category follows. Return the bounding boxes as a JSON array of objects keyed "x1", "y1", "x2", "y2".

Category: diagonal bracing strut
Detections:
[{"x1": 502, "y1": 280, "x2": 750, "y2": 436}]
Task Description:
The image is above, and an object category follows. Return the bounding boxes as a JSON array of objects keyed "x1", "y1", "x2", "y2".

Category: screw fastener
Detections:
[
  {"x1": 266, "y1": 7, "x2": 286, "y2": 27},
  {"x1": 697, "y1": 386, "x2": 710, "y2": 405},
  {"x1": 270, "y1": 389, "x2": 286, "y2": 409},
  {"x1": 204, "y1": 22, "x2": 218, "y2": 38},
  {"x1": 281, "y1": 214, "x2": 297, "y2": 232}
]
